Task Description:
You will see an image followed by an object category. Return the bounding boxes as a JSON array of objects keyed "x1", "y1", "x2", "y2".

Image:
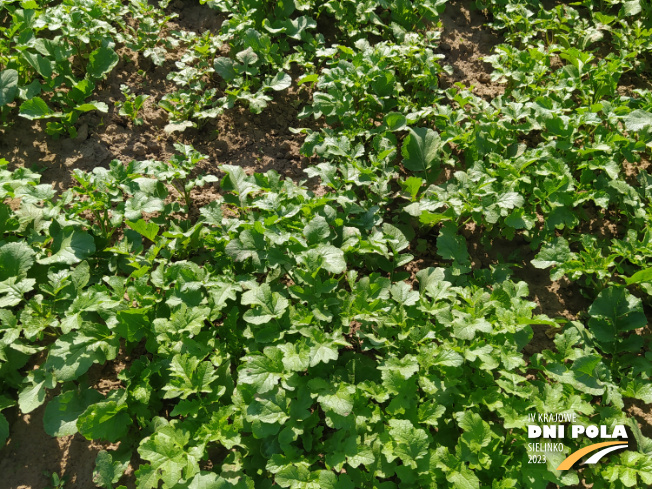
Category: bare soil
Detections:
[
  {"x1": 0, "y1": 399, "x2": 129, "y2": 489},
  {"x1": 438, "y1": 0, "x2": 505, "y2": 99},
  {"x1": 0, "y1": 0, "x2": 310, "y2": 193}
]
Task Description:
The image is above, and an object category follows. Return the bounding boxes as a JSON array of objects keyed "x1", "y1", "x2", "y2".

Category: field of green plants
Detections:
[{"x1": 1, "y1": 0, "x2": 652, "y2": 487}]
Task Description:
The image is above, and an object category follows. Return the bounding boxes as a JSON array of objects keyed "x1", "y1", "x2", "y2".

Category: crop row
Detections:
[{"x1": 1, "y1": 0, "x2": 651, "y2": 488}]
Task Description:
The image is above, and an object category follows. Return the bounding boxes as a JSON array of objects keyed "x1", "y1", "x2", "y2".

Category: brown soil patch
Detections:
[
  {"x1": 618, "y1": 70, "x2": 652, "y2": 97},
  {"x1": 168, "y1": 0, "x2": 225, "y2": 33},
  {"x1": 623, "y1": 157, "x2": 651, "y2": 187},
  {"x1": 464, "y1": 226, "x2": 591, "y2": 356},
  {"x1": 0, "y1": 402, "x2": 133, "y2": 489},
  {"x1": 464, "y1": 228, "x2": 591, "y2": 322},
  {"x1": 438, "y1": 0, "x2": 504, "y2": 99},
  {"x1": 1, "y1": 73, "x2": 308, "y2": 193},
  {"x1": 0, "y1": 0, "x2": 309, "y2": 192},
  {"x1": 625, "y1": 397, "x2": 652, "y2": 439},
  {"x1": 408, "y1": 222, "x2": 590, "y2": 357}
]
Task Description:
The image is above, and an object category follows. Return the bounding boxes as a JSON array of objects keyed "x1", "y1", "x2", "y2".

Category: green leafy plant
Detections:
[
  {"x1": 2, "y1": 1, "x2": 652, "y2": 488},
  {"x1": 116, "y1": 84, "x2": 149, "y2": 126},
  {"x1": 43, "y1": 471, "x2": 68, "y2": 489}
]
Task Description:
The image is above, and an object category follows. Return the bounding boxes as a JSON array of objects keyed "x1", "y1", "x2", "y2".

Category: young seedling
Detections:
[
  {"x1": 116, "y1": 84, "x2": 150, "y2": 126},
  {"x1": 43, "y1": 472, "x2": 69, "y2": 489}
]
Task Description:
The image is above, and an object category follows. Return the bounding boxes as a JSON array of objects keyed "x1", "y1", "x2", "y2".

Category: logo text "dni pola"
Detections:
[{"x1": 527, "y1": 412, "x2": 629, "y2": 470}]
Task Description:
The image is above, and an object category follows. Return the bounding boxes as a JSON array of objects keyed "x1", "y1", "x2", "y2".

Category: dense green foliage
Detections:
[{"x1": 1, "y1": 0, "x2": 652, "y2": 487}]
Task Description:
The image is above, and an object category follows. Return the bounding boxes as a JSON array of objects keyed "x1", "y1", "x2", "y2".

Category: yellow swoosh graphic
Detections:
[{"x1": 557, "y1": 441, "x2": 628, "y2": 470}]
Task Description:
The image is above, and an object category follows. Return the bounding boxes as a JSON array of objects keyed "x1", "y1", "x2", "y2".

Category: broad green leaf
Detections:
[
  {"x1": 448, "y1": 466, "x2": 480, "y2": 489},
  {"x1": 135, "y1": 464, "x2": 160, "y2": 489},
  {"x1": 162, "y1": 354, "x2": 218, "y2": 399},
  {"x1": 0, "y1": 242, "x2": 35, "y2": 280},
  {"x1": 418, "y1": 401, "x2": 446, "y2": 426},
  {"x1": 531, "y1": 237, "x2": 573, "y2": 269},
  {"x1": 299, "y1": 245, "x2": 346, "y2": 274},
  {"x1": 214, "y1": 57, "x2": 237, "y2": 81},
  {"x1": 453, "y1": 317, "x2": 492, "y2": 340},
  {"x1": 220, "y1": 164, "x2": 260, "y2": 206},
  {"x1": 238, "y1": 347, "x2": 284, "y2": 393},
  {"x1": 278, "y1": 343, "x2": 310, "y2": 372},
  {"x1": 241, "y1": 284, "x2": 288, "y2": 324},
  {"x1": 401, "y1": 127, "x2": 441, "y2": 173},
  {"x1": 236, "y1": 47, "x2": 259, "y2": 66},
  {"x1": 384, "y1": 112, "x2": 407, "y2": 131},
  {"x1": 622, "y1": 0, "x2": 642, "y2": 16},
  {"x1": 546, "y1": 361, "x2": 606, "y2": 396},
  {"x1": 19, "y1": 97, "x2": 58, "y2": 119},
  {"x1": 504, "y1": 208, "x2": 535, "y2": 230},
  {"x1": 78, "y1": 400, "x2": 131, "y2": 442},
  {"x1": 625, "y1": 267, "x2": 652, "y2": 285},
  {"x1": 208, "y1": 280, "x2": 241, "y2": 312},
  {"x1": 187, "y1": 472, "x2": 234, "y2": 489},
  {"x1": 303, "y1": 215, "x2": 330, "y2": 244},
  {"x1": 382, "y1": 223, "x2": 409, "y2": 253},
  {"x1": 126, "y1": 219, "x2": 160, "y2": 241},
  {"x1": 0, "y1": 277, "x2": 35, "y2": 308},
  {"x1": 317, "y1": 471, "x2": 342, "y2": 489},
  {"x1": 390, "y1": 282, "x2": 419, "y2": 306},
  {"x1": 400, "y1": 176, "x2": 423, "y2": 200},
  {"x1": 588, "y1": 287, "x2": 647, "y2": 343},
  {"x1": 152, "y1": 304, "x2": 210, "y2": 337},
  {"x1": 38, "y1": 222, "x2": 96, "y2": 265},
  {"x1": 44, "y1": 388, "x2": 103, "y2": 437},
  {"x1": 284, "y1": 15, "x2": 316, "y2": 39},
  {"x1": 164, "y1": 121, "x2": 194, "y2": 133},
  {"x1": 434, "y1": 447, "x2": 480, "y2": 489},
  {"x1": 22, "y1": 52, "x2": 53, "y2": 78},
  {"x1": 297, "y1": 74, "x2": 318, "y2": 85},
  {"x1": 18, "y1": 374, "x2": 51, "y2": 414},
  {"x1": 623, "y1": 378, "x2": 652, "y2": 403},
  {"x1": 43, "y1": 324, "x2": 119, "y2": 381},
  {"x1": 15, "y1": 183, "x2": 56, "y2": 203},
  {"x1": 0, "y1": 203, "x2": 19, "y2": 233},
  {"x1": 455, "y1": 411, "x2": 492, "y2": 453},
  {"x1": 275, "y1": 462, "x2": 312, "y2": 488},
  {"x1": 19, "y1": 79, "x2": 41, "y2": 100},
  {"x1": 246, "y1": 389, "x2": 288, "y2": 425},
  {"x1": 624, "y1": 109, "x2": 652, "y2": 131},
  {"x1": 347, "y1": 449, "x2": 375, "y2": 470},
  {"x1": 116, "y1": 308, "x2": 150, "y2": 343},
  {"x1": 309, "y1": 335, "x2": 339, "y2": 367},
  {"x1": 137, "y1": 425, "x2": 196, "y2": 488},
  {"x1": 87, "y1": 47, "x2": 119, "y2": 79},
  {"x1": 125, "y1": 193, "x2": 164, "y2": 220},
  {"x1": 317, "y1": 384, "x2": 354, "y2": 417},
  {"x1": 75, "y1": 101, "x2": 109, "y2": 113},
  {"x1": 93, "y1": 450, "x2": 131, "y2": 489},
  {"x1": 571, "y1": 354, "x2": 602, "y2": 376},
  {"x1": 225, "y1": 229, "x2": 266, "y2": 266},
  {"x1": 602, "y1": 451, "x2": 652, "y2": 486},
  {"x1": 495, "y1": 191, "x2": 524, "y2": 209},
  {"x1": 0, "y1": 69, "x2": 18, "y2": 106},
  {"x1": 437, "y1": 222, "x2": 471, "y2": 273},
  {"x1": 416, "y1": 267, "x2": 448, "y2": 295},
  {"x1": 267, "y1": 72, "x2": 292, "y2": 91},
  {"x1": 385, "y1": 419, "x2": 429, "y2": 468},
  {"x1": 425, "y1": 347, "x2": 464, "y2": 367},
  {"x1": 199, "y1": 201, "x2": 223, "y2": 225},
  {"x1": 378, "y1": 356, "x2": 419, "y2": 379}
]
